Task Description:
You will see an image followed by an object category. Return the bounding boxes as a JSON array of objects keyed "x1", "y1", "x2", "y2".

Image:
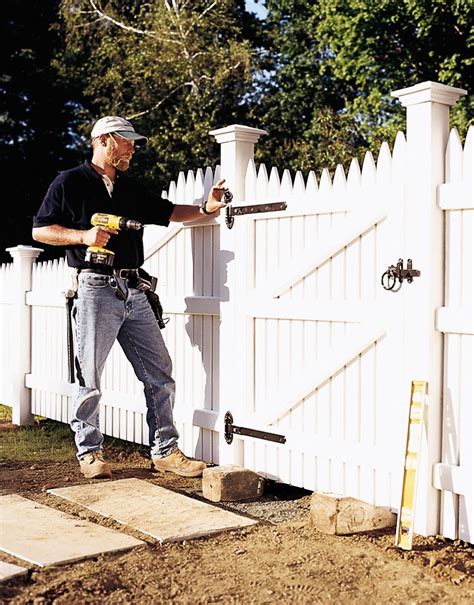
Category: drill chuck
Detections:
[{"x1": 118, "y1": 217, "x2": 142, "y2": 231}]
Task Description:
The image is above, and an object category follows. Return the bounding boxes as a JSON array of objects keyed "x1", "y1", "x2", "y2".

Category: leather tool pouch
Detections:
[
  {"x1": 145, "y1": 290, "x2": 168, "y2": 329},
  {"x1": 129, "y1": 268, "x2": 158, "y2": 292},
  {"x1": 135, "y1": 268, "x2": 168, "y2": 329}
]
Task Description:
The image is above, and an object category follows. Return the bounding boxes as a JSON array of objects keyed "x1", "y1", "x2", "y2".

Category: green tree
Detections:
[
  {"x1": 56, "y1": 0, "x2": 262, "y2": 188},
  {"x1": 1, "y1": 0, "x2": 83, "y2": 263},
  {"x1": 255, "y1": 0, "x2": 473, "y2": 173}
]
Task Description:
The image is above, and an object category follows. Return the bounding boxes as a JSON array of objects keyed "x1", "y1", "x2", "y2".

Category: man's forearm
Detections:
[
  {"x1": 170, "y1": 205, "x2": 213, "y2": 223},
  {"x1": 170, "y1": 179, "x2": 228, "y2": 222},
  {"x1": 32, "y1": 225, "x2": 86, "y2": 246}
]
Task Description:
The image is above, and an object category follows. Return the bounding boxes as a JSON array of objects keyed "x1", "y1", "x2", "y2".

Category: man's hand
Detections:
[
  {"x1": 205, "y1": 178, "x2": 230, "y2": 214},
  {"x1": 81, "y1": 226, "x2": 118, "y2": 247}
]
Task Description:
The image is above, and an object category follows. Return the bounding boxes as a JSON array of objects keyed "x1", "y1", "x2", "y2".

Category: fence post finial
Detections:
[{"x1": 6, "y1": 245, "x2": 43, "y2": 425}]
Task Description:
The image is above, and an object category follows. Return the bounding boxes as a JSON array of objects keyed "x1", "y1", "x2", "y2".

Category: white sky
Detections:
[{"x1": 245, "y1": 0, "x2": 268, "y2": 20}]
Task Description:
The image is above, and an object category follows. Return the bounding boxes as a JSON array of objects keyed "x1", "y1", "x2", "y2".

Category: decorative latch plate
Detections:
[{"x1": 381, "y1": 258, "x2": 421, "y2": 291}]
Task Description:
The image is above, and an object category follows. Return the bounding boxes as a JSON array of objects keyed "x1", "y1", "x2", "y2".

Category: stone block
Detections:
[
  {"x1": 202, "y1": 465, "x2": 265, "y2": 502},
  {"x1": 310, "y1": 492, "x2": 397, "y2": 535}
]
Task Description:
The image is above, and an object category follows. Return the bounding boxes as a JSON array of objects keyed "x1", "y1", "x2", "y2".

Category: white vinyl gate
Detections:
[{"x1": 0, "y1": 81, "x2": 472, "y2": 542}]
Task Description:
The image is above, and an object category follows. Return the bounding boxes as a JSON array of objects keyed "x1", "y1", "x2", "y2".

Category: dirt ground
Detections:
[{"x1": 0, "y1": 436, "x2": 473, "y2": 604}]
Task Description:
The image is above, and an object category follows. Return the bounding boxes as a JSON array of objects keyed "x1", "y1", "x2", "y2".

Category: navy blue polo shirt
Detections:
[{"x1": 33, "y1": 160, "x2": 175, "y2": 268}]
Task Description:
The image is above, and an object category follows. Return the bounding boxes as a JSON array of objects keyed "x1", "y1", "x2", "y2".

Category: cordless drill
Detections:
[{"x1": 84, "y1": 212, "x2": 143, "y2": 266}]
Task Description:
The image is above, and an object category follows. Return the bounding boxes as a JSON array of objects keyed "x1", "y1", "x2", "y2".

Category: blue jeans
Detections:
[{"x1": 71, "y1": 272, "x2": 179, "y2": 460}]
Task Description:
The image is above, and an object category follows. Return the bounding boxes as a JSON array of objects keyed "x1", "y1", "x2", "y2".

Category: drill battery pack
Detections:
[{"x1": 84, "y1": 245, "x2": 115, "y2": 267}]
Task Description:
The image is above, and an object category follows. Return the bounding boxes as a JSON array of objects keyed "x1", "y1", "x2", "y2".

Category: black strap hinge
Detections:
[{"x1": 224, "y1": 411, "x2": 286, "y2": 445}]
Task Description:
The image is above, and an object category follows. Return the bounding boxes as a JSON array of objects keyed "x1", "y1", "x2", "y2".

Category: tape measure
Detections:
[{"x1": 395, "y1": 380, "x2": 428, "y2": 550}]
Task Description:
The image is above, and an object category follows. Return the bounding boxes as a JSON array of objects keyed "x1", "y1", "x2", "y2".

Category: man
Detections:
[{"x1": 32, "y1": 116, "x2": 226, "y2": 479}]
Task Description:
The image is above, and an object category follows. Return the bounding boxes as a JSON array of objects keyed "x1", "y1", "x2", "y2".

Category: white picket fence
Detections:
[
  {"x1": 435, "y1": 126, "x2": 473, "y2": 541},
  {"x1": 0, "y1": 81, "x2": 472, "y2": 542}
]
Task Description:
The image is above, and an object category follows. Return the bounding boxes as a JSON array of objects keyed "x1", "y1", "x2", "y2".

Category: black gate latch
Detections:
[
  {"x1": 224, "y1": 411, "x2": 286, "y2": 445},
  {"x1": 381, "y1": 258, "x2": 421, "y2": 291},
  {"x1": 222, "y1": 189, "x2": 287, "y2": 229}
]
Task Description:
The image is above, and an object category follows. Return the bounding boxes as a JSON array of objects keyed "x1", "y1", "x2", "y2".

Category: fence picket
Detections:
[
  {"x1": 168, "y1": 180, "x2": 177, "y2": 202},
  {"x1": 195, "y1": 168, "x2": 205, "y2": 202},
  {"x1": 463, "y1": 125, "x2": 473, "y2": 182},
  {"x1": 376, "y1": 142, "x2": 392, "y2": 184},
  {"x1": 244, "y1": 159, "x2": 257, "y2": 203},
  {"x1": 347, "y1": 158, "x2": 362, "y2": 189},
  {"x1": 446, "y1": 128, "x2": 463, "y2": 181},
  {"x1": 318, "y1": 168, "x2": 332, "y2": 200},
  {"x1": 361, "y1": 151, "x2": 376, "y2": 186},
  {"x1": 176, "y1": 171, "x2": 186, "y2": 204},
  {"x1": 256, "y1": 163, "x2": 269, "y2": 203},
  {"x1": 268, "y1": 166, "x2": 280, "y2": 202},
  {"x1": 292, "y1": 171, "x2": 305, "y2": 207},
  {"x1": 185, "y1": 169, "x2": 196, "y2": 205},
  {"x1": 305, "y1": 170, "x2": 318, "y2": 204},
  {"x1": 391, "y1": 132, "x2": 406, "y2": 184},
  {"x1": 280, "y1": 169, "x2": 293, "y2": 205}
]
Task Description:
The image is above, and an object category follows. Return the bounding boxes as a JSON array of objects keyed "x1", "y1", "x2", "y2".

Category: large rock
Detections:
[
  {"x1": 310, "y1": 492, "x2": 397, "y2": 535},
  {"x1": 202, "y1": 465, "x2": 265, "y2": 502}
]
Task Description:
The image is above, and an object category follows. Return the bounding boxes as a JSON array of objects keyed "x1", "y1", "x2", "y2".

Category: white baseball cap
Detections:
[{"x1": 91, "y1": 116, "x2": 148, "y2": 146}]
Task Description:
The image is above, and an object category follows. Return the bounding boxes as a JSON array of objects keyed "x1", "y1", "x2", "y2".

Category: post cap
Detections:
[
  {"x1": 6, "y1": 245, "x2": 43, "y2": 260},
  {"x1": 209, "y1": 124, "x2": 268, "y2": 144},
  {"x1": 391, "y1": 81, "x2": 467, "y2": 107}
]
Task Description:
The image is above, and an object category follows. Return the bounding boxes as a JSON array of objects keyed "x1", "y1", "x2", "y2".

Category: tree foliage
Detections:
[
  {"x1": 56, "y1": 0, "x2": 261, "y2": 187},
  {"x1": 0, "y1": 0, "x2": 83, "y2": 262},
  {"x1": 255, "y1": 0, "x2": 473, "y2": 172}
]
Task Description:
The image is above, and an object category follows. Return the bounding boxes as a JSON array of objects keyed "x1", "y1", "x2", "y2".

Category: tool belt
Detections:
[
  {"x1": 64, "y1": 267, "x2": 168, "y2": 383},
  {"x1": 78, "y1": 267, "x2": 138, "y2": 278},
  {"x1": 79, "y1": 267, "x2": 165, "y2": 323}
]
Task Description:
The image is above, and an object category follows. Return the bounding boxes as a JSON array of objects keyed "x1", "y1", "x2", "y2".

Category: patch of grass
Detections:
[
  {"x1": 0, "y1": 405, "x2": 149, "y2": 462},
  {"x1": 0, "y1": 419, "x2": 75, "y2": 462},
  {"x1": 0, "y1": 414, "x2": 149, "y2": 463}
]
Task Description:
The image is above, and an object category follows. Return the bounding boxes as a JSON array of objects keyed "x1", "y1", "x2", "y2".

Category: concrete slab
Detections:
[
  {"x1": 0, "y1": 494, "x2": 144, "y2": 567},
  {"x1": 49, "y1": 478, "x2": 257, "y2": 543},
  {"x1": 0, "y1": 561, "x2": 28, "y2": 583}
]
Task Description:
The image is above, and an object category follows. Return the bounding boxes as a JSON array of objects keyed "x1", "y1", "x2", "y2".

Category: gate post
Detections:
[
  {"x1": 209, "y1": 125, "x2": 267, "y2": 464},
  {"x1": 6, "y1": 245, "x2": 43, "y2": 425},
  {"x1": 391, "y1": 82, "x2": 466, "y2": 535}
]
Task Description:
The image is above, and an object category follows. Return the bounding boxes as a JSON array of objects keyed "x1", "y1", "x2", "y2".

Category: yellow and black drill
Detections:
[{"x1": 84, "y1": 212, "x2": 143, "y2": 266}]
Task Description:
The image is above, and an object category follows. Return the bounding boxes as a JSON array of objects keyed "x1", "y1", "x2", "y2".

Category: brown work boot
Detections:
[
  {"x1": 79, "y1": 451, "x2": 112, "y2": 479},
  {"x1": 152, "y1": 448, "x2": 206, "y2": 478}
]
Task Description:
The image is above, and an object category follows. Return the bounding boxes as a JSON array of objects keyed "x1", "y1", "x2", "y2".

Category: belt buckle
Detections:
[{"x1": 116, "y1": 268, "x2": 137, "y2": 279}]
